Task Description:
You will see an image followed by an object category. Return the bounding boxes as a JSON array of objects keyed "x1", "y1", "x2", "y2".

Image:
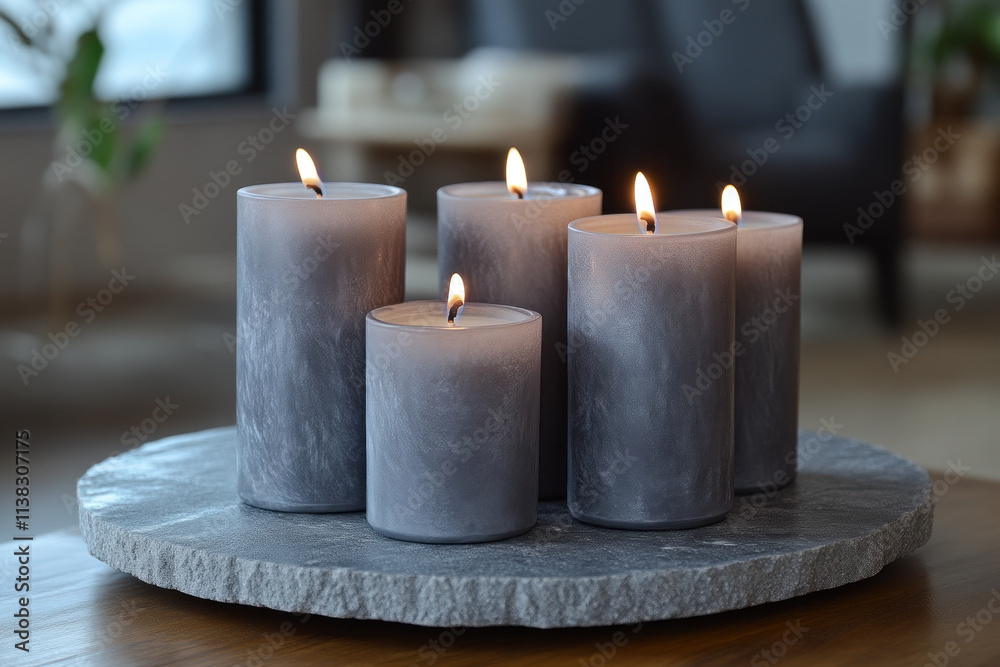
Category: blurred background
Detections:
[{"x1": 0, "y1": 0, "x2": 997, "y2": 534}]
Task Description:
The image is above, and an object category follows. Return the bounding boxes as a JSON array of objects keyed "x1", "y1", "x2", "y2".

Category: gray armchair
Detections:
[{"x1": 470, "y1": 0, "x2": 908, "y2": 323}]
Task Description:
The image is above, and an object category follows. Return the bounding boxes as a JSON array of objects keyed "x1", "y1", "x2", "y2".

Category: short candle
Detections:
[
  {"x1": 438, "y1": 149, "x2": 601, "y2": 499},
  {"x1": 365, "y1": 291, "x2": 541, "y2": 544},
  {"x1": 237, "y1": 151, "x2": 406, "y2": 512}
]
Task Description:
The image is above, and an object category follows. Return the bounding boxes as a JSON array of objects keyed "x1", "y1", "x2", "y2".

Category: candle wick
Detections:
[
  {"x1": 513, "y1": 188, "x2": 525, "y2": 200},
  {"x1": 307, "y1": 184, "x2": 324, "y2": 199},
  {"x1": 640, "y1": 213, "x2": 656, "y2": 234},
  {"x1": 448, "y1": 299, "x2": 464, "y2": 325}
]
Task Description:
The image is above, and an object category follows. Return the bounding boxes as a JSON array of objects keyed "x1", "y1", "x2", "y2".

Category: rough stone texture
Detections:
[{"x1": 79, "y1": 428, "x2": 934, "y2": 629}]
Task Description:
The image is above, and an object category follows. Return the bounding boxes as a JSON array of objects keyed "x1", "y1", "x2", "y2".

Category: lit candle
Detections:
[
  {"x1": 365, "y1": 275, "x2": 541, "y2": 543},
  {"x1": 236, "y1": 149, "x2": 406, "y2": 512},
  {"x1": 674, "y1": 186, "x2": 802, "y2": 494},
  {"x1": 437, "y1": 148, "x2": 602, "y2": 499},
  {"x1": 567, "y1": 173, "x2": 735, "y2": 529}
]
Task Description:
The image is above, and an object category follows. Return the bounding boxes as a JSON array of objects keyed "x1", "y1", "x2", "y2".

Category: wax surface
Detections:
[
  {"x1": 366, "y1": 301, "x2": 541, "y2": 543},
  {"x1": 567, "y1": 214, "x2": 736, "y2": 529},
  {"x1": 372, "y1": 301, "x2": 534, "y2": 329},
  {"x1": 438, "y1": 182, "x2": 602, "y2": 499},
  {"x1": 237, "y1": 183, "x2": 406, "y2": 512},
  {"x1": 437, "y1": 182, "x2": 593, "y2": 200}
]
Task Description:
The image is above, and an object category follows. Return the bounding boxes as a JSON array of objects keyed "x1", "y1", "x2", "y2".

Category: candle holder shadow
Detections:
[{"x1": 78, "y1": 427, "x2": 933, "y2": 629}]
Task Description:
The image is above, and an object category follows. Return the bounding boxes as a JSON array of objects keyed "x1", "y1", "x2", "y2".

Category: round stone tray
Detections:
[{"x1": 78, "y1": 427, "x2": 933, "y2": 628}]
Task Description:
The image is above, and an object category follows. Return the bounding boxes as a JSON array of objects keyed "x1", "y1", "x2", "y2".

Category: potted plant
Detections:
[{"x1": 1, "y1": 9, "x2": 163, "y2": 313}]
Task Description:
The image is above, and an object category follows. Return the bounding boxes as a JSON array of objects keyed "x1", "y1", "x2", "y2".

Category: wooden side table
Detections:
[{"x1": 4, "y1": 473, "x2": 999, "y2": 665}]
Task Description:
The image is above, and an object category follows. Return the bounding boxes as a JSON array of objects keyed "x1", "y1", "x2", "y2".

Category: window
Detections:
[{"x1": 0, "y1": 0, "x2": 264, "y2": 109}]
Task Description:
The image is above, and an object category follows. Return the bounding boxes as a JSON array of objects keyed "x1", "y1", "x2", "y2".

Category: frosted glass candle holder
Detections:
[
  {"x1": 366, "y1": 301, "x2": 541, "y2": 543},
  {"x1": 674, "y1": 209, "x2": 802, "y2": 494},
  {"x1": 237, "y1": 183, "x2": 406, "y2": 512},
  {"x1": 567, "y1": 214, "x2": 736, "y2": 529}
]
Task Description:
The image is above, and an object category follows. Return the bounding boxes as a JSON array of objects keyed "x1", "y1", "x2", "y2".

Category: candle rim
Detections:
[
  {"x1": 671, "y1": 209, "x2": 803, "y2": 230},
  {"x1": 569, "y1": 214, "x2": 734, "y2": 237},
  {"x1": 438, "y1": 181, "x2": 601, "y2": 201},
  {"x1": 368, "y1": 300, "x2": 540, "y2": 331},
  {"x1": 238, "y1": 182, "x2": 405, "y2": 200}
]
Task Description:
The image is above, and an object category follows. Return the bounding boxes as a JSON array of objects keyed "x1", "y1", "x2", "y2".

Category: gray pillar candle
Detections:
[
  {"x1": 674, "y1": 200, "x2": 803, "y2": 494},
  {"x1": 237, "y1": 182, "x2": 406, "y2": 512},
  {"x1": 567, "y1": 214, "x2": 736, "y2": 529},
  {"x1": 438, "y1": 180, "x2": 602, "y2": 499},
  {"x1": 366, "y1": 298, "x2": 541, "y2": 543}
]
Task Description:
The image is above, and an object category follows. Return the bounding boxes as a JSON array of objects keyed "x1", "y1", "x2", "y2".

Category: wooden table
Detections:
[{"x1": 4, "y1": 473, "x2": 999, "y2": 666}]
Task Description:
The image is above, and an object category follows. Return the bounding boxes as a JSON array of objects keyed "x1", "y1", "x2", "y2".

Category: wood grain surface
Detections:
[{"x1": 3, "y1": 472, "x2": 999, "y2": 666}]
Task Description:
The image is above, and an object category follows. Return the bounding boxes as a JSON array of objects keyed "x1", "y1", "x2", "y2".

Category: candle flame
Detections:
[
  {"x1": 506, "y1": 147, "x2": 527, "y2": 199},
  {"x1": 722, "y1": 185, "x2": 742, "y2": 224},
  {"x1": 296, "y1": 148, "x2": 325, "y2": 198},
  {"x1": 447, "y1": 273, "x2": 465, "y2": 325},
  {"x1": 634, "y1": 172, "x2": 657, "y2": 234}
]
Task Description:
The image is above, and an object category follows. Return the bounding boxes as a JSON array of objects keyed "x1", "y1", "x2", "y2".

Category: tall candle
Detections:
[
  {"x1": 237, "y1": 162, "x2": 406, "y2": 512},
  {"x1": 675, "y1": 187, "x2": 802, "y2": 494},
  {"x1": 438, "y1": 150, "x2": 601, "y2": 499},
  {"x1": 567, "y1": 174, "x2": 735, "y2": 529},
  {"x1": 366, "y1": 290, "x2": 541, "y2": 543}
]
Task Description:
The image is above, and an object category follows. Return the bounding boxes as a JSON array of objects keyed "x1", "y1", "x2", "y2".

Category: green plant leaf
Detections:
[
  {"x1": 58, "y1": 28, "x2": 104, "y2": 121},
  {"x1": 123, "y1": 117, "x2": 165, "y2": 180},
  {"x1": 88, "y1": 113, "x2": 117, "y2": 174},
  {"x1": 983, "y1": 12, "x2": 1000, "y2": 61},
  {"x1": 929, "y1": 1, "x2": 1000, "y2": 67}
]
